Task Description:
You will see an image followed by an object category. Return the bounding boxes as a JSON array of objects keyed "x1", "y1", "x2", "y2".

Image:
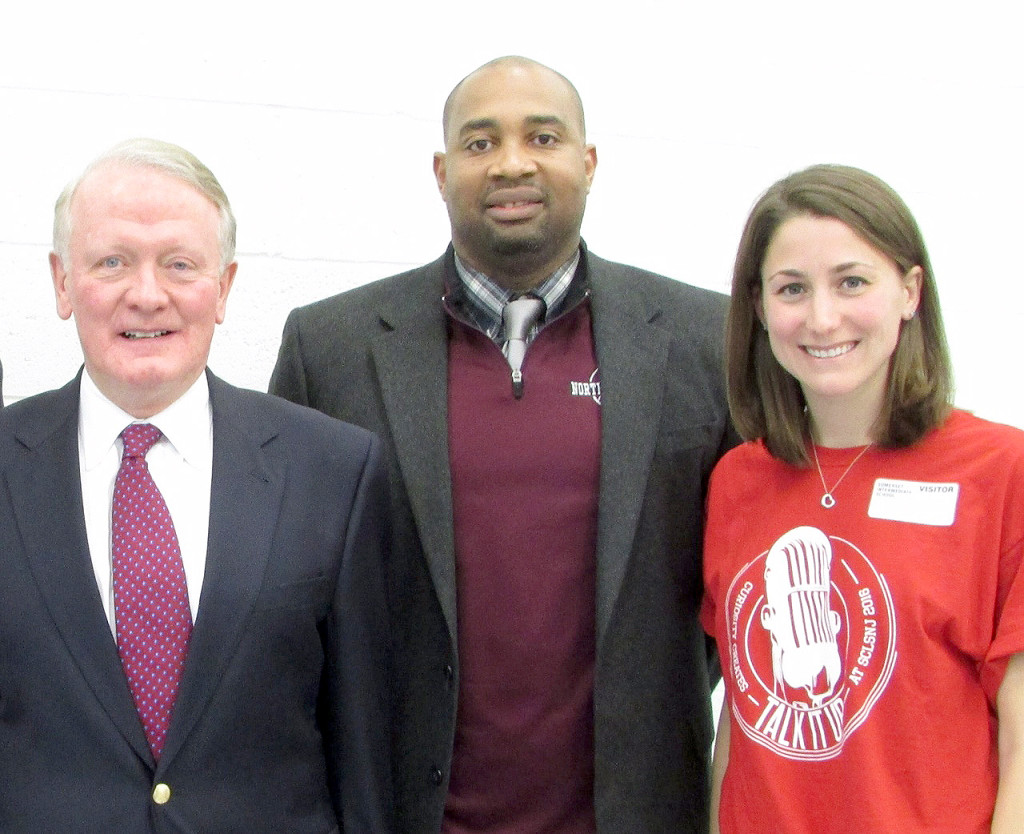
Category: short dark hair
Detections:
[{"x1": 726, "y1": 164, "x2": 953, "y2": 465}]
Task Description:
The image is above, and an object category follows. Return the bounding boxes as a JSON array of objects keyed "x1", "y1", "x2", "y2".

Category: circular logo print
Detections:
[{"x1": 723, "y1": 525, "x2": 896, "y2": 760}]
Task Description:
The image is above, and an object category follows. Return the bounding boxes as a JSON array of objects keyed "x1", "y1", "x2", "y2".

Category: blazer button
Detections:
[
  {"x1": 152, "y1": 783, "x2": 172, "y2": 805},
  {"x1": 430, "y1": 767, "x2": 444, "y2": 787}
]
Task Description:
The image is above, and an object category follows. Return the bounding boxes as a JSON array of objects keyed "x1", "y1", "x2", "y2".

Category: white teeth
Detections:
[
  {"x1": 123, "y1": 331, "x2": 168, "y2": 339},
  {"x1": 806, "y1": 343, "x2": 854, "y2": 359}
]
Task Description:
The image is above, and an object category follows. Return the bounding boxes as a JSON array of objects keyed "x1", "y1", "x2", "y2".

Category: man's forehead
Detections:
[
  {"x1": 444, "y1": 61, "x2": 585, "y2": 140},
  {"x1": 72, "y1": 164, "x2": 215, "y2": 219}
]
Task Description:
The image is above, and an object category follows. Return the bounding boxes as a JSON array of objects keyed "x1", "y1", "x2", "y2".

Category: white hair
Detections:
[{"x1": 52, "y1": 137, "x2": 236, "y2": 269}]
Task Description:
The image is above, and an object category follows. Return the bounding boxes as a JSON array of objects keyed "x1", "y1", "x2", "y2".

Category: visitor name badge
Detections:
[{"x1": 868, "y1": 478, "x2": 959, "y2": 526}]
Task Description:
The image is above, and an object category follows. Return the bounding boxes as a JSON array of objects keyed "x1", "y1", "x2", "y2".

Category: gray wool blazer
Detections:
[{"x1": 270, "y1": 244, "x2": 735, "y2": 834}]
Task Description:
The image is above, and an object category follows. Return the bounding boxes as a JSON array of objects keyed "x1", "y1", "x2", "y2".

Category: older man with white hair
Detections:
[{"x1": 0, "y1": 138, "x2": 393, "y2": 833}]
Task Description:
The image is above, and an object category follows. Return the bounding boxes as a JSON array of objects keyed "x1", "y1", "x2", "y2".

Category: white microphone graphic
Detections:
[{"x1": 760, "y1": 526, "x2": 842, "y2": 707}]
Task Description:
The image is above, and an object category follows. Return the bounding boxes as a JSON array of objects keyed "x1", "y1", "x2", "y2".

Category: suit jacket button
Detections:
[
  {"x1": 430, "y1": 767, "x2": 443, "y2": 786},
  {"x1": 152, "y1": 783, "x2": 172, "y2": 805}
]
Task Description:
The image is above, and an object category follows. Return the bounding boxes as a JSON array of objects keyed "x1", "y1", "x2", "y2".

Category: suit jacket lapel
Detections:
[
  {"x1": 589, "y1": 257, "x2": 672, "y2": 645},
  {"x1": 7, "y1": 377, "x2": 153, "y2": 763},
  {"x1": 370, "y1": 256, "x2": 458, "y2": 644},
  {"x1": 160, "y1": 373, "x2": 282, "y2": 766}
]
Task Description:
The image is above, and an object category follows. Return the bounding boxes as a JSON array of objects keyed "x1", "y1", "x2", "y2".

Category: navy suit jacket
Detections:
[
  {"x1": 271, "y1": 246, "x2": 735, "y2": 833},
  {"x1": 0, "y1": 371, "x2": 392, "y2": 832}
]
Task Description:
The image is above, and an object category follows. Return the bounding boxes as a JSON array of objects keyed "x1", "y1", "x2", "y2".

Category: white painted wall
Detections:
[{"x1": 2, "y1": 0, "x2": 1021, "y2": 428}]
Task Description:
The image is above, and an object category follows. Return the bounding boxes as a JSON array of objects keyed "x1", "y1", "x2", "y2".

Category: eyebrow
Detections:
[
  {"x1": 458, "y1": 118, "x2": 500, "y2": 137},
  {"x1": 766, "y1": 261, "x2": 876, "y2": 281},
  {"x1": 524, "y1": 115, "x2": 567, "y2": 130},
  {"x1": 831, "y1": 261, "x2": 874, "y2": 273},
  {"x1": 456, "y1": 114, "x2": 569, "y2": 138},
  {"x1": 764, "y1": 268, "x2": 804, "y2": 281}
]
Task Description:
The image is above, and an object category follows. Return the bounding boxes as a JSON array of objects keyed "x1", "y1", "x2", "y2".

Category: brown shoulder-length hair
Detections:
[{"x1": 726, "y1": 164, "x2": 953, "y2": 465}]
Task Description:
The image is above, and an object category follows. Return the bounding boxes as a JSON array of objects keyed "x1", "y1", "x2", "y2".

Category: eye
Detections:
[
  {"x1": 466, "y1": 138, "x2": 493, "y2": 152},
  {"x1": 102, "y1": 256, "x2": 122, "y2": 269},
  {"x1": 840, "y1": 275, "x2": 867, "y2": 291},
  {"x1": 776, "y1": 282, "x2": 805, "y2": 298},
  {"x1": 164, "y1": 257, "x2": 198, "y2": 277},
  {"x1": 532, "y1": 133, "x2": 558, "y2": 147}
]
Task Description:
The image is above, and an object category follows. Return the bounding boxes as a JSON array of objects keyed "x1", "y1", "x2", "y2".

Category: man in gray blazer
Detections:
[
  {"x1": 0, "y1": 138, "x2": 392, "y2": 832},
  {"x1": 271, "y1": 56, "x2": 733, "y2": 833}
]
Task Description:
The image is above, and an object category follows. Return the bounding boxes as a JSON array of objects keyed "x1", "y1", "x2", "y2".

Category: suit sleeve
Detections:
[
  {"x1": 322, "y1": 433, "x2": 394, "y2": 832},
  {"x1": 269, "y1": 312, "x2": 311, "y2": 406}
]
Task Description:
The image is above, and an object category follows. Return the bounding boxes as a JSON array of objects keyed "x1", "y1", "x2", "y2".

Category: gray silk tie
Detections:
[{"x1": 502, "y1": 295, "x2": 545, "y2": 399}]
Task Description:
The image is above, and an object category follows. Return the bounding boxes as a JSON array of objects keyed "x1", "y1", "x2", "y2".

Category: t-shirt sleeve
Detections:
[
  {"x1": 699, "y1": 588, "x2": 716, "y2": 637},
  {"x1": 700, "y1": 459, "x2": 732, "y2": 638},
  {"x1": 981, "y1": 447, "x2": 1024, "y2": 702}
]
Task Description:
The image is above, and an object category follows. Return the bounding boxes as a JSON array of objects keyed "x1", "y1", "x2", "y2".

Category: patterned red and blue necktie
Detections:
[{"x1": 112, "y1": 423, "x2": 192, "y2": 761}]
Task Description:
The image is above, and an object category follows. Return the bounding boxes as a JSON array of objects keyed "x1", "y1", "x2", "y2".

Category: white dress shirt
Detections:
[{"x1": 78, "y1": 371, "x2": 213, "y2": 632}]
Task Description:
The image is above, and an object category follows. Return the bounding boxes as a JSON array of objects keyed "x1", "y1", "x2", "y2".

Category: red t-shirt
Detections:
[{"x1": 702, "y1": 410, "x2": 1024, "y2": 833}]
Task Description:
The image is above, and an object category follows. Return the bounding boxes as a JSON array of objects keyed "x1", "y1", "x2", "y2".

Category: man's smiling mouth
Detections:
[{"x1": 122, "y1": 331, "x2": 170, "y2": 339}]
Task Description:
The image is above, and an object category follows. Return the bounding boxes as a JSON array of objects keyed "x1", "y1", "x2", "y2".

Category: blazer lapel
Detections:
[
  {"x1": 370, "y1": 257, "x2": 458, "y2": 644},
  {"x1": 589, "y1": 259, "x2": 672, "y2": 645},
  {"x1": 7, "y1": 378, "x2": 153, "y2": 763},
  {"x1": 159, "y1": 374, "x2": 282, "y2": 766},
  {"x1": 362, "y1": 249, "x2": 673, "y2": 649}
]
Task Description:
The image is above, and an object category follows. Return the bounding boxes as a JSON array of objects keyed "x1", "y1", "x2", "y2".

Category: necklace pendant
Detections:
[{"x1": 812, "y1": 441, "x2": 872, "y2": 511}]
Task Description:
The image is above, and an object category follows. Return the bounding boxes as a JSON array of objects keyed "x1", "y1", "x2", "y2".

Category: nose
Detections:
[
  {"x1": 489, "y1": 140, "x2": 537, "y2": 179},
  {"x1": 125, "y1": 262, "x2": 170, "y2": 309},
  {"x1": 807, "y1": 289, "x2": 840, "y2": 332}
]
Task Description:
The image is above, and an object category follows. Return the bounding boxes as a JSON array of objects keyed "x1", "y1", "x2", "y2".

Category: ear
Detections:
[
  {"x1": 50, "y1": 252, "x2": 74, "y2": 321},
  {"x1": 583, "y1": 144, "x2": 597, "y2": 193},
  {"x1": 432, "y1": 152, "x2": 447, "y2": 199},
  {"x1": 901, "y1": 265, "x2": 923, "y2": 320},
  {"x1": 214, "y1": 261, "x2": 238, "y2": 325}
]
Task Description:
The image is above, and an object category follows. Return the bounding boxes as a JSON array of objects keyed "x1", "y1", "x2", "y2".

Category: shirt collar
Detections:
[
  {"x1": 79, "y1": 370, "x2": 213, "y2": 471},
  {"x1": 452, "y1": 249, "x2": 581, "y2": 339}
]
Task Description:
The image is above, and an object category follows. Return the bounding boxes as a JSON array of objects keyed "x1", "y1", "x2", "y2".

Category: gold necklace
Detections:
[{"x1": 811, "y1": 442, "x2": 872, "y2": 509}]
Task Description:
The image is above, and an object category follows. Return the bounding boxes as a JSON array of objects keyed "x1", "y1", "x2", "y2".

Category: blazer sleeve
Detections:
[
  {"x1": 322, "y1": 433, "x2": 394, "y2": 832},
  {"x1": 269, "y1": 312, "x2": 311, "y2": 406}
]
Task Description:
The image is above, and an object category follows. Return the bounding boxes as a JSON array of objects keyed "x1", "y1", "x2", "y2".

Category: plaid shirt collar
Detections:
[{"x1": 450, "y1": 249, "x2": 581, "y2": 341}]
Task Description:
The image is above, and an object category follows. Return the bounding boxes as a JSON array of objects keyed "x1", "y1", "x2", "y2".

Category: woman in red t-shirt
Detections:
[{"x1": 702, "y1": 164, "x2": 1024, "y2": 832}]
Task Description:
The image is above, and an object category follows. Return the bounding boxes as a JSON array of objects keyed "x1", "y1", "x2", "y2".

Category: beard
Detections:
[
  {"x1": 447, "y1": 194, "x2": 586, "y2": 287},
  {"x1": 465, "y1": 215, "x2": 552, "y2": 268},
  {"x1": 490, "y1": 230, "x2": 546, "y2": 257}
]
